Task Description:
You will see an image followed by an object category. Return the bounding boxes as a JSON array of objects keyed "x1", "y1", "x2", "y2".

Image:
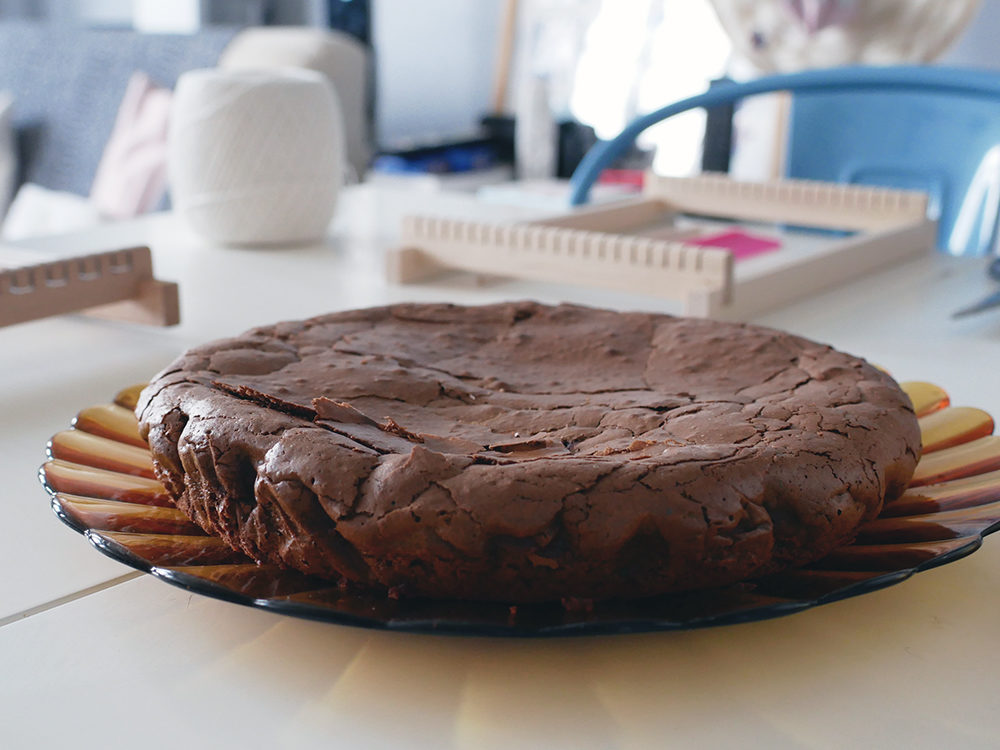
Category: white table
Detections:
[{"x1": 2, "y1": 186, "x2": 999, "y2": 749}]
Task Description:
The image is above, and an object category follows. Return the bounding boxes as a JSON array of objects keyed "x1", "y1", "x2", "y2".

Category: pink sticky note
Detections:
[{"x1": 688, "y1": 230, "x2": 781, "y2": 260}]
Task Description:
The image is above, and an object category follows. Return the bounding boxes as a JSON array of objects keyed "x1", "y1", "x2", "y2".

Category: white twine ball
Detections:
[{"x1": 169, "y1": 68, "x2": 344, "y2": 246}]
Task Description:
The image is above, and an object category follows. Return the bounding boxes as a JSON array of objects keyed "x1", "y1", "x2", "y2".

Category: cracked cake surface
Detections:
[{"x1": 136, "y1": 301, "x2": 921, "y2": 602}]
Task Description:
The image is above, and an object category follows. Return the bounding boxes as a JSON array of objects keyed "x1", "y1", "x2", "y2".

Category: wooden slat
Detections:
[
  {"x1": 911, "y1": 436, "x2": 1000, "y2": 486},
  {"x1": 0, "y1": 246, "x2": 179, "y2": 327},
  {"x1": 114, "y1": 383, "x2": 148, "y2": 411},
  {"x1": 55, "y1": 494, "x2": 201, "y2": 535},
  {"x1": 394, "y1": 214, "x2": 733, "y2": 303},
  {"x1": 42, "y1": 459, "x2": 171, "y2": 506},
  {"x1": 93, "y1": 531, "x2": 245, "y2": 566},
  {"x1": 73, "y1": 403, "x2": 145, "y2": 447},
  {"x1": 901, "y1": 381, "x2": 950, "y2": 417},
  {"x1": 48, "y1": 430, "x2": 154, "y2": 478},
  {"x1": 919, "y1": 406, "x2": 995, "y2": 453},
  {"x1": 646, "y1": 172, "x2": 929, "y2": 232}
]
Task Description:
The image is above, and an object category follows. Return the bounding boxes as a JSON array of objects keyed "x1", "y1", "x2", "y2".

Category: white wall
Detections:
[
  {"x1": 370, "y1": 0, "x2": 1000, "y2": 149},
  {"x1": 373, "y1": 0, "x2": 502, "y2": 146},
  {"x1": 74, "y1": 0, "x2": 131, "y2": 25},
  {"x1": 62, "y1": 0, "x2": 1000, "y2": 149}
]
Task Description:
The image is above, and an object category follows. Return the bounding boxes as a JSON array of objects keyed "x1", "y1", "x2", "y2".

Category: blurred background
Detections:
[{"x1": 0, "y1": 0, "x2": 997, "y2": 240}]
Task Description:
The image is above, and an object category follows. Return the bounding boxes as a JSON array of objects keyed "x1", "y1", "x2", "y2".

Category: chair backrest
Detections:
[
  {"x1": 569, "y1": 65, "x2": 1000, "y2": 256},
  {"x1": 787, "y1": 76, "x2": 1000, "y2": 254}
]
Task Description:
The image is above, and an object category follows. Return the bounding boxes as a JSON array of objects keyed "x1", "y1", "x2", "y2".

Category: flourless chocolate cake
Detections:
[{"x1": 137, "y1": 302, "x2": 920, "y2": 602}]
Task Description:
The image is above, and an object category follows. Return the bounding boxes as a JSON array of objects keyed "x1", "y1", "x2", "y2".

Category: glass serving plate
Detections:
[{"x1": 40, "y1": 381, "x2": 1000, "y2": 637}]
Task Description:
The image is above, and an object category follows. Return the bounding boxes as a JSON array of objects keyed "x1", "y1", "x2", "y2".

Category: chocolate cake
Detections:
[{"x1": 137, "y1": 302, "x2": 921, "y2": 602}]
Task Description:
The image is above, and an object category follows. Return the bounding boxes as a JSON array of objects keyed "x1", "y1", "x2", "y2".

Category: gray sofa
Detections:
[{"x1": 0, "y1": 21, "x2": 241, "y2": 197}]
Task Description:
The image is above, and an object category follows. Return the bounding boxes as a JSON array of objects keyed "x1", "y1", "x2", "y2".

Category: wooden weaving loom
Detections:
[
  {"x1": 388, "y1": 173, "x2": 936, "y2": 320},
  {"x1": 0, "y1": 246, "x2": 179, "y2": 328}
]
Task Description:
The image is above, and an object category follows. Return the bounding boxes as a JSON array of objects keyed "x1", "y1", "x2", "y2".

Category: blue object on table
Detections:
[
  {"x1": 569, "y1": 66, "x2": 1000, "y2": 256},
  {"x1": 372, "y1": 142, "x2": 497, "y2": 175}
]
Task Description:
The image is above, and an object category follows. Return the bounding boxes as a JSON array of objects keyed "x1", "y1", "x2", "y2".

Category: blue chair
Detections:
[{"x1": 569, "y1": 66, "x2": 1000, "y2": 256}]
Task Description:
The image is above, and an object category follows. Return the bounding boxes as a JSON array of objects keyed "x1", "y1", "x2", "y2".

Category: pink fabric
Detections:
[
  {"x1": 688, "y1": 229, "x2": 782, "y2": 261},
  {"x1": 90, "y1": 72, "x2": 172, "y2": 219},
  {"x1": 784, "y1": 0, "x2": 858, "y2": 34}
]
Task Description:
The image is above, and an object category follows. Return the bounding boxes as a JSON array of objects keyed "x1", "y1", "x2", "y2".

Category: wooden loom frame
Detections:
[
  {"x1": 387, "y1": 173, "x2": 937, "y2": 320},
  {"x1": 0, "y1": 246, "x2": 179, "y2": 328}
]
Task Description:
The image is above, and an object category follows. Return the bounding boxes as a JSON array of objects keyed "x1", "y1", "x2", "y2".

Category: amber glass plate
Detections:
[{"x1": 40, "y1": 381, "x2": 1000, "y2": 637}]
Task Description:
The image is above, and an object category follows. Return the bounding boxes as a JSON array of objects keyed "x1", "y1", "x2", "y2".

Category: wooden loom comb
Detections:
[{"x1": 0, "y1": 246, "x2": 179, "y2": 328}]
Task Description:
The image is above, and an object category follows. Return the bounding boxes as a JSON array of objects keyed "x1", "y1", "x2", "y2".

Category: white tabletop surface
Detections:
[{"x1": 2, "y1": 185, "x2": 1000, "y2": 749}]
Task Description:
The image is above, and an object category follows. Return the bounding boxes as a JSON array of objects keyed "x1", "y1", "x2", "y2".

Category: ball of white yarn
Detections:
[{"x1": 169, "y1": 68, "x2": 344, "y2": 246}]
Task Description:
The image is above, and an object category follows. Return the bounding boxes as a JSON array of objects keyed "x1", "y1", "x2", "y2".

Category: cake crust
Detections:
[{"x1": 137, "y1": 302, "x2": 921, "y2": 602}]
